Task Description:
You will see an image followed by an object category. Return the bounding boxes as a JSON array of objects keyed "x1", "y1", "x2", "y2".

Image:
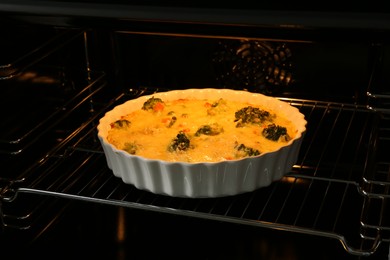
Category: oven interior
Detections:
[{"x1": 0, "y1": 11, "x2": 390, "y2": 259}]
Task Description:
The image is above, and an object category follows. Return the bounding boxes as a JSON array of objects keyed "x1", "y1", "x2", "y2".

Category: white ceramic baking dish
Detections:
[{"x1": 97, "y1": 88, "x2": 307, "y2": 198}]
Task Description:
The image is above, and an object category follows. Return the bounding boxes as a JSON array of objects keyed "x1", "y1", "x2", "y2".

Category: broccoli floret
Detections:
[
  {"x1": 234, "y1": 106, "x2": 271, "y2": 127},
  {"x1": 168, "y1": 131, "x2": 191, "y2": 152},
  {"x1": 123, "y1": 142, "x2": 138, "y2": 155},
  {"x1": 262, "y1": 123, "x2": 290, "y2": 141},
  {"x1": 212, "y1": 98, "x2": 227, "y2": 107},
  {"x1": 234, "y1": 143, "x2": 260, "y2": 158},
  {"x1": 142, "y1": 96, "x2": 165, "y2": 111},
  {"x1": 207, "y1": 98, "x2": 228, "y2": 115},
  {"x1": 110, "y1": 119, "x2": 131, "y2": 129},
  {"x1": 195, "y1": 123, "x2": 224, "y2": 136}
]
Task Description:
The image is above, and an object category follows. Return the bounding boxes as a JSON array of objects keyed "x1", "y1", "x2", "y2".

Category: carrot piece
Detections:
[
  {"x1": 153, "y1": 102, "x2": 164, "y2": 112},
  {"x1": 204, "y1": 102, "x2": 212, "y2": 108},
  {"x1": 161, "y1": 118, "x2": 171, "y2": 123}
]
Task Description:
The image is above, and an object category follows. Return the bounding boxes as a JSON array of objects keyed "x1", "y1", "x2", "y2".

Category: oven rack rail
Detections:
[
  {"x1": 2, "y1": 156, "x2": 387, "y2": 257},
  {"x1": 0, "y1": 71, "x2": 106, "y2": 156},
  {"x1": 0, "y1": 29, "x2": 83, "y2": 80},
  {"x1": 1, "y1": 91, "x2": 389, "y2": 257}
]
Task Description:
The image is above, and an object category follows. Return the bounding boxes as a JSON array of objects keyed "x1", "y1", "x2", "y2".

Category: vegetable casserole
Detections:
[
  {"x1": 106, "y1": 96, "x2": 297, "y2": 163},
  {"x1": 98, "y1": 89, "x2": 307, "y2": 197}
]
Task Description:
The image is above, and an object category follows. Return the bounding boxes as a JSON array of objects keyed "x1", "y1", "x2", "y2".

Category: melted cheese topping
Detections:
[{"x1": 107, "y1": 98, "x2": 297, "y2": 163}]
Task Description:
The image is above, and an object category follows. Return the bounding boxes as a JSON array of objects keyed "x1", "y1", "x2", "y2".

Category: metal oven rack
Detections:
[{"x1": 1, "y1": 84, "x2": 389, "y2": 257}]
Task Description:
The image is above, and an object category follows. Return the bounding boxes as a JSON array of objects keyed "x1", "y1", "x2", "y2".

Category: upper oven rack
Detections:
[{"x1": 1, "y1": 87, "x2": 389, "y2": 257}]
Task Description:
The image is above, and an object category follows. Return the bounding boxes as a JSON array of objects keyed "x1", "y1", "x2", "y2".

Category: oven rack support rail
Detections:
[
  {"x1": 0, "y1": 30, "x2": 83, "y2": 80},
  {"x1": 0, "y1": 173, "x2": 387, "y2": 257},
  {"x1": 1, "y1": 94, "x2": 389, "y2": 257},
  {"x1": 3, "y1": 185, "x2": 385, "y2": 257}
]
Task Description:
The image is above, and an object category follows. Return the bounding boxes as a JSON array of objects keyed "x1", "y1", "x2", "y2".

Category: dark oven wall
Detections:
[
  {"x1": 0, "y1": 4, "x2": 390, "y2": 259},
  {"x1": 112, "y1": 33, "x2": 372, "y2": 102}
]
